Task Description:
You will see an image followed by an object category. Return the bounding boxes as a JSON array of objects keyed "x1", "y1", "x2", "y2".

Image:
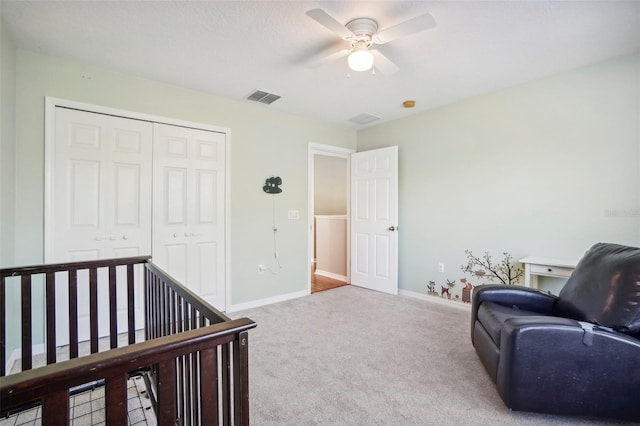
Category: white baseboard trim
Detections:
[
  {"x1": 314, "y1": 270, "x2": 347, "y2": 282},
  {"x1": 399, "y1": 289, "x2": 471, "y2": 311},
  {"x1": 6, "y1": 343, "x2": 46, "y2": 374},
  {"x1": 6, "y1": 349, "x2": 19, "y2": 374},
  {"x1": 226, "y1": 289, "x2": 308, "y2": 313}
]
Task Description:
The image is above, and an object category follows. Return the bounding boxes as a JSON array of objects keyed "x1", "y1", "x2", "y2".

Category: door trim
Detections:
[
  {"x1": 307, "y1": 142, "x2": 355, "y2": 294},
  {"x1": 44, "y1": 97, "x2": 232, "y2": 310}
]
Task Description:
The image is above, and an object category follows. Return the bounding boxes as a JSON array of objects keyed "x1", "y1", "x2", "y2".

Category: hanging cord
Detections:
[{"x1": 267, "y1": 194, "x2": 283, "y2": 274}]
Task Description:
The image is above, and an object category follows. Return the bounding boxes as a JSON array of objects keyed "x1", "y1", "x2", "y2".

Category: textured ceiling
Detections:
[{"x1": 2, "y1": 1, "x2": 639, "y2": 128}]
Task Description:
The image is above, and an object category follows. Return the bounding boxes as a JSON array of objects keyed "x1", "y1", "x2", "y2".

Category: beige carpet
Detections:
[{"x1": 231, "y1": 285, "x2": 629, "y2": 426}]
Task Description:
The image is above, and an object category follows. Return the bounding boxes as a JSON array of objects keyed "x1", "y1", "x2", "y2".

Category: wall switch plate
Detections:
[{"x1": 438, "y1": 262, "x2": 445, "y2": 273}]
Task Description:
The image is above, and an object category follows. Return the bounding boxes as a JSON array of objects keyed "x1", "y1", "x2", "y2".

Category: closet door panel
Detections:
[
  {"x1": 49, "y1": 107, "x2": 152, "y2": 344},
  {"x1": 153, "y1": 123, "x2": 226, "y2": 310},
  {"x1": 69, "y1": 160, "x2": 100, "y2": 227}
]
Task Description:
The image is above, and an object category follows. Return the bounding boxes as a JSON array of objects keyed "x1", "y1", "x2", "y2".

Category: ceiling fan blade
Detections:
[
  {"x1": 374, "y1": 13, "x2": 436, "y2": 44},
  {"x1": 308, "y1": 48, "x2": 351, "y2": 68},
  {"x1": 371, "y1": 50, "x2": 399, "y2": 75},
  {"x1": 306, "y1": 9, "x2": 354, "y2": 40}
]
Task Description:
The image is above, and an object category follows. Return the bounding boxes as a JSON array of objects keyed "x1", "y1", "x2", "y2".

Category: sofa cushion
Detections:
[
  {"x1": 555, "y1": 242, "x2": 640, "y2": 338},
  {"x1": 477, "y1": 301, "x2": 543, "y2": 346}
]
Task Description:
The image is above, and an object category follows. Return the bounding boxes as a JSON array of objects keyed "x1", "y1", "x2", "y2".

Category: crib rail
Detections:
[
  {"x1": 0, "y1": 257, "x2": 256, "y2": 425},
  {"x1": 0, "y1": 256, "x2": 151, "y2": 375},
  {"x1": 0, "y1": 317, "x2": 254, "y2": 424},
  {"x1": 143, "y1": 261, "x2": 250, "y2": 424}
]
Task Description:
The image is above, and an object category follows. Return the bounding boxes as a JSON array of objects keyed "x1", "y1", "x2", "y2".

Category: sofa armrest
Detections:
[
  {"x1": 471, "y1": 284, "x2": 558, "y2": 340},
  {"x1": 497, "y1": 316, "x2": 640, "y2": 421}
]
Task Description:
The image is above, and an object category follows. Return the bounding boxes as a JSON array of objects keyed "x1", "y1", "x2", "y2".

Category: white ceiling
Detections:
[{"x1": 2, "y1": 1, "x2": 639, "y2": 128}]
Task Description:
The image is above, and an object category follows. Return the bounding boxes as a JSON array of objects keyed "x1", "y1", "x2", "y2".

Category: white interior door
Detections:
[
  {"x1": 49, "y1": 107, "x2": 152, "y2": 344},
  {"x1": 152, "y1": 123, "x2": 226, "y2": 310},
  {"x1": 350, "y1": 146, "x2": 398, "y2": 295}
]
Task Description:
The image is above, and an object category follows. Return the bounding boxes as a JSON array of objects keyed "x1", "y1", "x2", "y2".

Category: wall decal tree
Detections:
[{"x1": 461, "y1": 250, "x2": 524, "y2": 285}]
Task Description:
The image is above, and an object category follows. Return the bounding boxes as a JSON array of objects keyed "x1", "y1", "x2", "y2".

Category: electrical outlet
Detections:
[
  {"x1": 438, "y1": 262, "x2": 445, "y2": 273},
  {"x1": 258, "y1": 264, "x2": 266, "y2": 274},
  {"x1": 288, "y1": 210, "x2": 299, "y2": 220}
]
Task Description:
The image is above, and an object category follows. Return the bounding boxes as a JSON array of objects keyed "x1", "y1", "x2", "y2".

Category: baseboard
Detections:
[
  {"x1": 399, "y1": 289, "x2": 471, "y2": 311},
  {"x1": 6, "y1": 349, "x2": 19, "y2": 374},
  {"x1": 314, "y1": 270, "x2": 347, "y2": 282},
  {"x1": 226, "y1": 289, "x2": 308, "y2": 313},
  {"x1": 6, "y1": 343, "x2": 45, "y2": 374}
]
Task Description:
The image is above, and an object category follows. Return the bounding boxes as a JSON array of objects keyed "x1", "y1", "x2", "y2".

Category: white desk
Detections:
[{"x1": 519, "y1": 257, "x2": 578, "y2": 289}]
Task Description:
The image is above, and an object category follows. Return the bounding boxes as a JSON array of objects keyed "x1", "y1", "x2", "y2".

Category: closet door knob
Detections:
[{"x1": 388, "y1": 226, "x2": 397, "y2": 231}]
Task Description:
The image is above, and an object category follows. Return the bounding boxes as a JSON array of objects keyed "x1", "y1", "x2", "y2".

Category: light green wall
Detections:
[
  {"x1": 0, "y1": 13, "x2": 19, "y2": 360},
  {"x1": 8, "y1": 47, "x2": 640, "y2": 311},
  {"x1": 12, "y1": 49, "x2": 356, "y2": 308},
  {"x1": 1, "y1": 14, "x2": 16, "y2": 267},
  {"x1": 357, "y1": 53, "x2": 640, "y2": 298}
]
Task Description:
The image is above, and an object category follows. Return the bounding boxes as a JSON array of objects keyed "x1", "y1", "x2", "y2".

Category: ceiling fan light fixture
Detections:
[{"x1": 348, "y1": 43, "x2": 374, "y2": 72}]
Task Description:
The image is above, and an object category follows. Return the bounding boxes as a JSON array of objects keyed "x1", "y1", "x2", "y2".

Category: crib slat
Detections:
[
  {"x1": 177, "y1": 348, "x2": 186, "y2": 424},
  {"x1": 191, "y1": 305, "x2": 197, "y2": 330},
  {"x1": 42, "y1": 388, "x2": 69, "y2": 424},
  {"x1": 89, "y1": 267, "x2": 99, "y2": 353},
  {"x1": 0, "y1": 275, "x2": 7, "y2": 377},
  {"x1": 234, "y1": 331, "x2": 250, "y2": 424},
  {"x1": 164, "y1": 281, "x2": 171, "y2": 336},
  {"x1": 146, "y1": 271, "x2": 153, "y2": 340},
  {"x1": 184, "y1": 352, "x2": 193, "y2": 424},
  {"x1": 221, "y1": 342, "x2": 231, "y2": 425},
  {"x1": 154, "y1": 274, "x2": 160, "y2": 339},
  {"x1": 183, "y1": 300, "x2": 190, "y2": 332},
  {"x1": 69, "y1": 269, "x2": 79, "y2": 359},
  {"x1": 105, "y1": 373, "x2": 128, "y2": 426},
  {"x1": 21, "y1": 275, "x2": 32, "y2": 371},
  {"x1": 45, "y1": 272, "x2": 56, "y2": 364},
  {"x1": 144, "y1": 268, "x2": 149, "y2": 341},
  {"x1": 170, "y1": 288, "x2": 177, "y2": 335},
  {"x1": 177, "y1": 296, "x2": 184, "y2": 333},
  {"x1": 109, "y1": 265, "x2": 117, "y2": 349},
  {"x1": 158, "y1": 359, "x2": 177, "y2": 424},
  {"x1": 191, "y1": 351, "x2": 200, "y2": 425},
  {"x1": 127, "y1": 264, "x2": 135, "y2": 344},
  {"x1": 200, "y1": 347, "x2": 218, "y2": 423},
  {"x1": 1, "y1": 275, "x2": 6, "y2": 376}
]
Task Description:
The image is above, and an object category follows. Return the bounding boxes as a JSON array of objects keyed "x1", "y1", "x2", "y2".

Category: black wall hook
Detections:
[{"x1": 263, "y1": 176, "x2": 282, "y2": 194}]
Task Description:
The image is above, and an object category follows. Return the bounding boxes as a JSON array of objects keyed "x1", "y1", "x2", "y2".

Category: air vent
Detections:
[
  {"x1": 246, "y1": 90, "x2": 281, "y2": 105},
  {"x1": 348, "y1": 113, "x2": 381, "y2": 125}
]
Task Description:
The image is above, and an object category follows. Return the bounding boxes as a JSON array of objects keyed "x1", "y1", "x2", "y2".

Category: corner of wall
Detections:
[{"x1": 0, "y1": 12, "x2": 17, "y2": 267}]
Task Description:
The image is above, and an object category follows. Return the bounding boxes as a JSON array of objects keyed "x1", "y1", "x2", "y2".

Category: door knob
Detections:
[{"x1": 388, "y1": 226, "x2": 397, "y2": 231}]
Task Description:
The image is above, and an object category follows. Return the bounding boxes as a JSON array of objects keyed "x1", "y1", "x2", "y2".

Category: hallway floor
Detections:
[{"x1": 311, "y1": 273, "x2": 348, "y2": 293}]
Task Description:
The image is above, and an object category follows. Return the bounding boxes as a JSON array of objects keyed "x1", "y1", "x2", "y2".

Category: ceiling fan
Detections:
[{"x1": 305, "y1": 8, "x2": 436, "y2": 75}]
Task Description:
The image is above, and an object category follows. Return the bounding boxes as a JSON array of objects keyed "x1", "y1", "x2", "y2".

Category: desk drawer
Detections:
[{"x1": 530, "y1": 264, "x2": 574, "y2": 278}]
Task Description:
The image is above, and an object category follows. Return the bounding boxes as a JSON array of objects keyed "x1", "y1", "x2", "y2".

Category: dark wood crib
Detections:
[{"x1": 0, "y1": 256, "x2": 256, "y2": 425}]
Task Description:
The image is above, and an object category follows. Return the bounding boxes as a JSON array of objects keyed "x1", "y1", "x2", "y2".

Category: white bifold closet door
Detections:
[
  {"x1": 152, "y1": 123, "x2": 226, "y2": 311},
  {"x1": 49, "y1": 106, "x2": 228, "y2": 346},
  {"x1": 50, "y1": 107, "x2": 153, "y2": 344}
]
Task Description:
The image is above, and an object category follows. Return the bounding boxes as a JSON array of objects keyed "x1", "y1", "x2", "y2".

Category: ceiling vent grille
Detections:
[
  {"x1": 348, "y1": 113, "x2": 381, "y2": 125},
  {"x1": 246, "y1": 90, "x2": 281, "y2": 105}
]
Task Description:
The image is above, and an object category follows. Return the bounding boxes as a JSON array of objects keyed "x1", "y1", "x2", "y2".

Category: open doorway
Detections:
[{"x1": 308, "y1": 143, "x2": 354, "y2": 293}]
